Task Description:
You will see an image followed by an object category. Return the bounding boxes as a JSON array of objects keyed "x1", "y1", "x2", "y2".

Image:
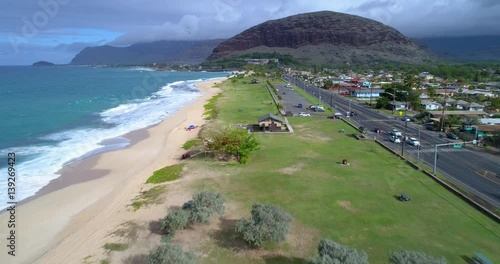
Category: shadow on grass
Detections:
[
  {"x1": 263, "y1": 254, "x2": 307, "y2": 264},
  {"x1": 460, "y1": 255, "x2": 472, "y2": 263},
  {"x1": 148, "y1": 219, "x2": 163, "y2": 235},
  {"x1": 122, "y1": 254, "x2": 148, "y2": 264},
  {"x1": 211, "y1": 218, "x2": 252, "y2": 252}
]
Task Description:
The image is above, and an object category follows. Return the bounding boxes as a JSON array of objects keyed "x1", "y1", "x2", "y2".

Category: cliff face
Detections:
[
  {"x1": 207, "y1": 11, "x2": 434, "y2": 65},
  {"x1": 70, "y1": 39, "x2": 224, "y2": 65}
]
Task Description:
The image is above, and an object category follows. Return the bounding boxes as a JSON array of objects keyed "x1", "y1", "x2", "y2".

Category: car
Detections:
[
  {"x1": 407, "y1": 137, "x2": 420, "y2": 146},
  {"x1": 373, "y1": 128, "x2": 383, "y2": 133},
  {"x1": 298, "y1": 112, "x2": 311, "y2": 117},
  {"x1": 297, "y1": 103, "x2": 303, "y2": 108},
  {"x1": 401, "y1": 116, "x2": 411, "y2": 122},
  {"x1": 446, "y1": 132, "x2": 459, "y2": 140},
  {"x1": 389, "y1": 135, "x2": 401, "y2": 143},
  {"x1": 286, "y1": 83, "x2": 291, "y2": 87},
  {"x1": 313, "y1": 107, "x2": 325, "y2": 112},
  {"x1": 350, "y1": 111, "x2": 357, "y2": 116},
  {"x1": 425, "y1": 124, "x2": 438, "y2": 131},
  {"x1": 390, "y1": 129, "x2": 402, "y2": 137}
]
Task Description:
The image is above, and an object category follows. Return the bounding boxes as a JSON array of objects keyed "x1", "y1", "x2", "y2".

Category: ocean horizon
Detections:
[{"x1": 0, "y1": 65, "x2": 227, "y2": 207}]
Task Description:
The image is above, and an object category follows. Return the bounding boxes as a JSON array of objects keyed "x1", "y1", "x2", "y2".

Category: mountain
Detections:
[
  {"x1": 70, "y1": 40, "x2": 225, "y2": 65},
  {"x1": 32, "y1": 61, "x2": 55, "y2": 66},
  {"x1": 417, "y1": 36, "x2": 500, "y2": 62},
  {"x1": 206, "y1": 11, "x2": 434, "y2": 66}
]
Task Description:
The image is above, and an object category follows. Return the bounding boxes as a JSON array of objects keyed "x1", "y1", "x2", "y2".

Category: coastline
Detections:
[{"x1": 0, "y1": 78, "x2": 226, "y2": 264}]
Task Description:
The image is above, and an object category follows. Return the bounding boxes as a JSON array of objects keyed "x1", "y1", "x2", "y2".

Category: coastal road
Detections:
[{"x1": 282, "y1": 75, "x2": 500, "y2": 208}]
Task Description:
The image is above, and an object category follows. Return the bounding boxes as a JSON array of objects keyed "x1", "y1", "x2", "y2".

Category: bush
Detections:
[
  {"x1": 146, "y1": 164, "x2": 184, "y2": 184},
  {"x1": 309, "y1": 239, "x2": 368, "y2": 264},
  {"x1": 161, "y1": 209, "x2": 190, "y2": 235},
  {"x1": 389, "y1": 250, "x2": 447, "y2": 264},
  {"x1": 147, "y1": 243, "x2": 197, "y2": 264},
  {"x1": 235, "y1": 203, "x2": 292, "y2": 247},
  {"x1": 189, "y1": 191, "x2": 225, "y2": 224},
  {"x1": 202, "y1": 126, "x2": 260, "y2": 163}
]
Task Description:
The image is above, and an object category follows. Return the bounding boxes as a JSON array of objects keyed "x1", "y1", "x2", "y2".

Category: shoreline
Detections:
[{"x1": 0, "y1": 78, "x2": 226, "y2": 264}]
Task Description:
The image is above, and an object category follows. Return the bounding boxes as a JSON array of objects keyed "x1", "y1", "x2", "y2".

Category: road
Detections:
[{"x1": 282, "y1": 75, "x2": 500, "y2": 208}]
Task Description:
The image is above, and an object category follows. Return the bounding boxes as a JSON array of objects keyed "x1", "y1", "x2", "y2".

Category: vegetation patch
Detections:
[
  {"x1": 109, "y1": 221, "x2": 140, "y2": 240},
  {"x1": 182, "y1": 139, "x2": 200, "y2": 150},
  {"x1": 146, "y1": 164, "x2": 184, "y2": 184},
  {"x1": 201, "y1": 126, "x2": 260, "y2": 164},
  {"x1": 129, "y1": 185, "x2": 165, "y2": 211},
  {"x1": 203, "y1": 93, "x2": 223, "y2": 120},
  {"x1": 147, "y1": 242, "x2": 197, "y2": 264},
  {"x1": 310, "y1": 239, "x2": 368, "y2": 264},
  {"x1": 103, "y1": 243, "x2": 129, "y2": 252}
]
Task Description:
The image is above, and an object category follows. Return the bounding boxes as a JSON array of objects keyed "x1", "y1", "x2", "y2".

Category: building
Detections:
[
  {"x1": 388, "y1": 101, "x2": 407, "y2": 111},
  {"x1": 258, "y1": 113, "x2": 284, "y2": 132},
  {"x1": 352, "y1": 89, "x2": 384, "y2": 99},
  {"x1": 420, "y1": 100, "x2": 442, "y2": 110}
]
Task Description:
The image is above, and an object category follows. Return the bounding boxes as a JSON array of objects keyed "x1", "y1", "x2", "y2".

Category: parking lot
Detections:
[{"x1": 274, "y1": 84, "x2": 322, "y2": 116}]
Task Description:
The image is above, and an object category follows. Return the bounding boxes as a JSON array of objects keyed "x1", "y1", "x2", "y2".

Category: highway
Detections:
[{"x1": 283, "y1": 74, "x2": 500, "y2": 209}]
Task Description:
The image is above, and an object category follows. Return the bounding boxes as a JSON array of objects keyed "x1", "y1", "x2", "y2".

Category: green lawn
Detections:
[{"x1": 190, "y1": 77, "x2": 500, "y2": 263}]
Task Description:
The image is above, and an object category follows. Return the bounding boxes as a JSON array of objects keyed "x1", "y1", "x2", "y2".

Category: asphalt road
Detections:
[{"x1": 282, "y1": 75, "x2": 500, "y2": 208}]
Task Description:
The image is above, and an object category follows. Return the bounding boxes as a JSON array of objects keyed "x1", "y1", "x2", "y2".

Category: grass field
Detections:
[{"x1": 189, "y1": 77, "x2": 500, "y2": 263}]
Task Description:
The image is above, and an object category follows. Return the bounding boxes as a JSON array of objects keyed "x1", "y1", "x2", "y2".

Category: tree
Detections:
[
  {"x1": 488, "y1": 97, "x2": 500, "y2": 111},
  {"x1": 161, "y1": 209, "x2": 190, "y2": 235},
  {"x1": 235, "y1": 203, "x2": 292, "y2": 247},
  {"x1": 147, "y1": 243, "x2": 197, "y2": 264},
  {"x1": 389, "y1": 250, "x2": 447, "y2": 264},
  {"x1": 473, "y1": 70, "x2": 480, "y2": 82},
  {"x1": 376, "y1": 97, "x2": 390, "y2": 109},
  {"x1": 309, "y1": 239, "x2": 369, "y2": 264},
  {"x1": 189, "y1": 191, "x2": 225, "y2": 224},
  {"x1": 427, "y1": 86, "x2": 437, "y2": 99},
  {"x1": 324, "y1": 79, "x2": 334, "y2": 89},
  {"x1": 202, "y1": 126, "x2": 260, "y2": 163}
]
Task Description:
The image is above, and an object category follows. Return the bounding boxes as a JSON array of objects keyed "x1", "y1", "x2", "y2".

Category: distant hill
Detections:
[
  {"x1": 33, "y1": 61, "x2": 55, "y2": 66},
  {"x1": 417, "y1": 36, "x2": 500, "y2": 62},
  {"x1": 70, "y1": 40, "x2": 225, "y2": 65},
  {"x1": 206, "y1": 11, "x2": 434, "y2": 66}
]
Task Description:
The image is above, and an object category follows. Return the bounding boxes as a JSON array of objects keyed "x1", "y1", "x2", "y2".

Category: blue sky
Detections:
[{"x1": 1, "y1": 0, "x2": 499, "y2": 65}]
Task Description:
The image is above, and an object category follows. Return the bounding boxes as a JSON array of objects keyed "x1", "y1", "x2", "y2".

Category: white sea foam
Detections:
[
  {"x1": 127, "y1": 67, "x2": 156, "y2": 72},
  {"x1": 0, "y1": 79, "x2": 206, "y2": 208}
]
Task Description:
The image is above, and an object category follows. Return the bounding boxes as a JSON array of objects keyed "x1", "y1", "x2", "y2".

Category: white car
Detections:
[
  {"x1": 390, "y1": 129, "x2": 402, "y2": 137},
  {"x1": 389, "y1": 136, "x2": 401, "y2": 143},
  {"x1": 407, "y1": 137, "x2": 421, "y2": 146},
  {"x1": 298, "y1": 112, "x2": 311, "y2": 117}
]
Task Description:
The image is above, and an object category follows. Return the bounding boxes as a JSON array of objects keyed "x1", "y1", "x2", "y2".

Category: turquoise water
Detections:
[{"x1": 0, "y1": 66, "x2": 227, "y2": 205}]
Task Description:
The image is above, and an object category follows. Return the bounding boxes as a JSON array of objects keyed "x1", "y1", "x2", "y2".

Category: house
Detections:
[
  {"x1": 421, "y1": 100, "x2": 442, "y2": 110},
  {"x1": 352, "y1": 89, "x2": 384, "y2": 99},
  {"x1": 465, "y1": 102, "x2": 485, "y2": 111},
  {"x1": 388, "y1": 101, "x2": 407, "y2": 111},
  {"x1": 443, "y1": 98, "x2": 456, "y2": 107},
  {"x1": 258, "y1": 113, "x2": 284, "y2": 132},
  {"x1": 452, "y1": 100, "x2": 469, "y2": 110},
  {"x1": 361, "y1": 81, "x2": 371, "y2": 88},
  {"x1": 480, "y1": 118, "x2": 500, "y2": 125}
]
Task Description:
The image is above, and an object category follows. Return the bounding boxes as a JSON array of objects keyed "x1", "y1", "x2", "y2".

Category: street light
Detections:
[
  {"x1": 401, "y1": 120, "x2": 408, "y2": 156},
  {"x1": 349, "y1": 99, "x2": 352, "y2": 117}
]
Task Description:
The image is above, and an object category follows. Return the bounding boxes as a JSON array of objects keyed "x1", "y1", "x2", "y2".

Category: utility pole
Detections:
[
  {"x1": 440, "y1": 83, "x2": 448, "y2": 132},
  {"x1": 417, "y1": 129, "x2": 421, "y2": 163},
  {"x1": 392, "y1": 85, "x2": 396, "y2": 115},
  {"x1": 401, "y1": 121, "x2": 408, "y2": 156},
  {"x1": 349, "y1": 99, "x2": 352, "y2": 117}
]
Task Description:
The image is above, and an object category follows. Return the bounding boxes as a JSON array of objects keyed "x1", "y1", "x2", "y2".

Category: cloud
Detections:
[{"x1": 0, "y1": 0, "x2": 499, "y2": 64}]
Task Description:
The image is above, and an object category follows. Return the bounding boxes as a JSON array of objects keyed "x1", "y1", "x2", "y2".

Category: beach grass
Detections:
[
  {"x1": 109, "y1": 221, "x2": 140, "y2": 240},
  {"x1": 129, "y1": 185, "x2": 165, "y2": 211},
  {"x1": 182, "y1": 139, "x2": 200, "y2": 150},
  {"x1": 204, "y1": 93, "x2": 223, "y2": 120},
  {"x1": 103, "y1": 243, "x2": 129, "y2": 252},
  {"x1": 146, "y1": 164, "x2": 184, "y2": 184},
  {"x1": 100, "y1": 260, "x2": 110, "y2": 264},
  {"x1": 188, "y1": 77, "x2": 500, "y2": 263}
]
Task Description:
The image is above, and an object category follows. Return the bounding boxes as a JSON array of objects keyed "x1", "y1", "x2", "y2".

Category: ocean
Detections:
[{"x1": 0, "y1": 66, "x2": 227, "y2": 207}]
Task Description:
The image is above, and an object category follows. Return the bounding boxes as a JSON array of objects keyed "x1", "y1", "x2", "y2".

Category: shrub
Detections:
[
  {"x1": 161, "y1": 209, "x2": 190, "y2": 235},
  {"x1": 189, "y1": 191, "x2": 225, "y2": 224},
  {"x1": 235, "y1": 203, "x2": 292, "y2": 247},
  {"x1": 389, "y1": 250, "x2": 447, "y2": 264},
  {"x1": 146, "y1": 164, "x2": 184, "y2": 184},
  {"x1": 103, "y1": 243, "x2": 129, "y2": 252},
  {"x1": 309, "y1": 239, "x2": 368, "y2": 264},
  {"x1": 202, "y1": 126, "x2": 260, "y2": 163},
  {"x1": 147, "y1": 243, "x2": 197, "y2": 264}
]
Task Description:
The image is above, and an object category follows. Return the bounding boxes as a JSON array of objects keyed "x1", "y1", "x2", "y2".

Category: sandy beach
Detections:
[{"x1": 0, "y1": 78, "x2": 226, "y2": 264}]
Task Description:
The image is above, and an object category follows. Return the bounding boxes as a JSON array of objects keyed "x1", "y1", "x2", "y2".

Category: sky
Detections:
[{"x1": 1, "y1": 0, "x2": 499, "y2": 65}]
